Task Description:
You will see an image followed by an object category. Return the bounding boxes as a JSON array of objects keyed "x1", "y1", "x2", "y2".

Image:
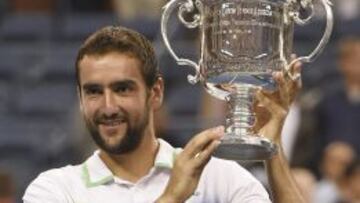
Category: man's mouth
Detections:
[
  {"x1": 97, "y1": 118, "x2": 127, "y2": 136},
  {"x1": 99, "y1": 118, "x2": 126, "y2": 126}
]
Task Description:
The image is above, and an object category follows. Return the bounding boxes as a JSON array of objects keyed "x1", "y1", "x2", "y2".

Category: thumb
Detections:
[{"x1": 255, "y1": 90, "x2": 287, "y2": 121}]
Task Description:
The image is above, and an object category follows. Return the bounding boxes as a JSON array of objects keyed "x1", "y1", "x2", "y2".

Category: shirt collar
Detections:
[
  {"x1": 81, "y1": 138, "x2": 181, "y2": 188},
  {"x1": 153, "y1": 139, "x2": 182, "y2": 169},
  {"x1": 81, "y1": 150, "x2": 114, "y2": 188}
]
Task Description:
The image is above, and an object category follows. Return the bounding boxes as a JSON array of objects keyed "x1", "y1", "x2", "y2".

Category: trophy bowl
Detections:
[{"x1": 161, "y1": 0, "x2": 333, "y2": 161}]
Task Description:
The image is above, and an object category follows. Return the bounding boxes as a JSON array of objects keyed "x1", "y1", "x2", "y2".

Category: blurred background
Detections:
[{"x1": 0, "y1": 0, "x2": 358, "y2": 202}]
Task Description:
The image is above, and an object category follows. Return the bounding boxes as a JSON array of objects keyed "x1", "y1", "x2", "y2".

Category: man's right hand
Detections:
[{"x1": 156, "y1": 126, "x2": 225, "y2": 203}]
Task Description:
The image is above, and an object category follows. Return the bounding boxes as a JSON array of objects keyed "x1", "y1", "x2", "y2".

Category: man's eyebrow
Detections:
[
  {"x1": 82, "y1": 83, "x2": 102, "y2": 89},
  {"x1": 110, "y1": 80, "x2": 137, "y2": 88}
]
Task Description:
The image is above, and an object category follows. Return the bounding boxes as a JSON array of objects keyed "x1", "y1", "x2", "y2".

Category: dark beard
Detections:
[{"x1": 84, "y1": 107, "x2": 149, "y2": 155}]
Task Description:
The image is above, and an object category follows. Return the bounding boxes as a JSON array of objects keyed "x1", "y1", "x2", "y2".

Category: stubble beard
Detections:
[{"x1": 84, "y1": 106, "x2": 150, "y2": 155}]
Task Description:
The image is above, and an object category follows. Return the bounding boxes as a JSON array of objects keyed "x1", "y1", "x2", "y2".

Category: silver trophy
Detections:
[{"x1": 161, "y1": 0, "x2": 333, "y2": 160}]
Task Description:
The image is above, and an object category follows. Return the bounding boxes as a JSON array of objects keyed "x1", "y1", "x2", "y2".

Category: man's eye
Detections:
[
  {"x1": 115, "y1": 85, "x2": 131, "y2": 93},
  {"x1": 85, "y1": 88, "x2": 102, "y2": 95}
]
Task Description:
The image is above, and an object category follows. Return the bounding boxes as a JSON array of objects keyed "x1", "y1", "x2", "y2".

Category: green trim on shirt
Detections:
[
  {"x1": 80, "y1": 140, "x2": 182, "y2": 188},
  {"x1": 81, "y1": 163, "x2": 113, "y2": 188},
  {"x1": 154, "y1": 162, "x2": 172, "y2": 168}
]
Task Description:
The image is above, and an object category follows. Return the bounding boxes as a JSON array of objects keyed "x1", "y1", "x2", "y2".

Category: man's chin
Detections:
[
  {"x1": 99, "y1": 134, "x2": 141, "y2": 155},
  {"x1": 90, "y1": 120, "x2": 147, "y2": 155},
  {"x1": 99, "y1": 142, "x2": 127, "y2": 155},
  {"x1": 100, "y1": 136, "x2": 126, "y2": 152}
]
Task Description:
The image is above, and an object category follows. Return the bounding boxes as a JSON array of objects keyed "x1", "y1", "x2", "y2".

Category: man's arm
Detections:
[
  {"x1": 266, "y1": 145, "x2": 305, "y2": 203},
  {"x1": 255, "y1": 61, "x2": 305, "y2": 203}
]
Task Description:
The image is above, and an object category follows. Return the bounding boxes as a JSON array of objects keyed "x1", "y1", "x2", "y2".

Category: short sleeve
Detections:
[
  {"x1": 201, "y1": 158, "x2": 271, "y2": 203},
  {"x1": 23, "y1": 170, "x2": 70, "y2": 203},
  {"x1": 226, "y1": 161, "x2": 271, "y2": 203}
]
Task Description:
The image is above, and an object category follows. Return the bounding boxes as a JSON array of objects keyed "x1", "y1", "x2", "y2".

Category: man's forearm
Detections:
[{"x1": 265, "y1": 144, "x2": 305, "y2": 203}]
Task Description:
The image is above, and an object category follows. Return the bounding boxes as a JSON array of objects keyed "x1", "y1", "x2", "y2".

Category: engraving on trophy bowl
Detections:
[{"x1": 201, "y1": 1, "x2": 286, "y2": 100}]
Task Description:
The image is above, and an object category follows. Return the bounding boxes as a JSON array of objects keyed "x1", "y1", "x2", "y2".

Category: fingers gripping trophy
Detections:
[{"x1": 161, "y1": 0, "x2": 333, "y2": 161}]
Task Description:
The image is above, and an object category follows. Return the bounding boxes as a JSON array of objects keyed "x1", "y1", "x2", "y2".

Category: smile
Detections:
[{"x1": 100, "y1": 118, "x2": 126, "y2": 126}]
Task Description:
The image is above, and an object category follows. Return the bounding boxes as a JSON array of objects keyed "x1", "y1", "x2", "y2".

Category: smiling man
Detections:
[
  {"x1": 80, "y1": 53, "x2": 153, "y2": 155},
  {"x1": 23, "y1": 26, "x2": 304, "y2": 203}
]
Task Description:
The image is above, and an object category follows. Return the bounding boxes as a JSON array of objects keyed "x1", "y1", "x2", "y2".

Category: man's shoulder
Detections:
[
  {"x1": 23, "y1": 164, "x2": 84, "y2": 202},
  {"x1": 206, "y1": 157, "x2": 251, "y2": 175},
  {"x1": 36, "y1": 164, "x2": 83, "y2": 182},
  {"x1": 203, "y1": 156, "x2": 263, "y2": 185},
  {"x1": 28, "y1": 164, "x2": 83, "y2": 189},
  {"x1": 205, "y1": 157, "x2": 263, "y2": 188},
  {"x1": 199, "y1": 157, "x2": 270, "y2": 201}
]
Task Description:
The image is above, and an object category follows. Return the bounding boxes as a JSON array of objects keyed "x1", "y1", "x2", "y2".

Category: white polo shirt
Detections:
[{"x1": 23, "y1": 139, "x2": 271, "y2": 203}]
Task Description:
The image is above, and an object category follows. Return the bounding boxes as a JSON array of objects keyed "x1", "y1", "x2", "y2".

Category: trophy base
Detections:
[{"x1": 213, "y1": 135, "x2": 277, "y2": 161}]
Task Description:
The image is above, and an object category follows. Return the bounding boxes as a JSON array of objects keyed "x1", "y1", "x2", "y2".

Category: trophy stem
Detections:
[
  {"x1": 214, "y1": 85, "x2": 277, "y2": 161},
  {"x1": 225, "y1": 85, "x2": 256, "y2": 136}
]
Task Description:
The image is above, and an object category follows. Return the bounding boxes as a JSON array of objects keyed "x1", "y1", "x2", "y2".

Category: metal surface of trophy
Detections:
[{"x1": 161, "y1": 0, "x2": 333, "y2": 161}]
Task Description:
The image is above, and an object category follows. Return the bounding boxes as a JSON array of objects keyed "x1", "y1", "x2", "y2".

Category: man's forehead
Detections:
[
  {"x1": 79, "y1": 53, "x2": 141, "y2": 73},
  {"x1": 78, "y1": 52, "x2": 145, "y2": 85}
]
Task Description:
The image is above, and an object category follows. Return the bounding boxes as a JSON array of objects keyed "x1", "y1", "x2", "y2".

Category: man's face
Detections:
[
  {"x1": 340, "y1": 41, "x2": 360, "y2": 81},
  {"x1": 78, "y1": 52, "x2": 154, "y2": 154}
]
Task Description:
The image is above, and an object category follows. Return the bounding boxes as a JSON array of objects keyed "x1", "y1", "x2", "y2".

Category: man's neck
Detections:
[{"x1": 99, "y1": 131, "x2": 159, "y2": 183}]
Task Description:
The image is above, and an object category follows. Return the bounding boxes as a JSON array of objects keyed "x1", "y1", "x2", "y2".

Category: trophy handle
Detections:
[
  {"x1": 286, "y1": 0, "x2": 333, "y2": 80},
  {"x1": 161, "y1": 0, "x2": 201, "y2": 84}
]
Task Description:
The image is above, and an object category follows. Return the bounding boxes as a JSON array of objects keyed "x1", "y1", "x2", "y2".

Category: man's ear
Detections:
[
  {"x1": 151, "y1": 76, "x2": 164, "y2": 110},
  {"x1": 77, "y1": 86, "x2": 84, "y2": 113}
]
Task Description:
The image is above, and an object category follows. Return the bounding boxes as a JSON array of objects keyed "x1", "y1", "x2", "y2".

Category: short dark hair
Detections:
[{"x1": 75, "y1": 26, "x2": 159, "y2": 89}]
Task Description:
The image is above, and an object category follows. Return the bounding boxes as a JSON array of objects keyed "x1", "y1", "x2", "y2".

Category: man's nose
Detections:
[{"x1": 102, "y1": 91, "x2": 118, "y2": 117}]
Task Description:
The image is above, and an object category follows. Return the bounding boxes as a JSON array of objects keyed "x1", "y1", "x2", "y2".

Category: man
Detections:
[{"x1": 23, "y1": 26, "x2": 304, "y2": 203}]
